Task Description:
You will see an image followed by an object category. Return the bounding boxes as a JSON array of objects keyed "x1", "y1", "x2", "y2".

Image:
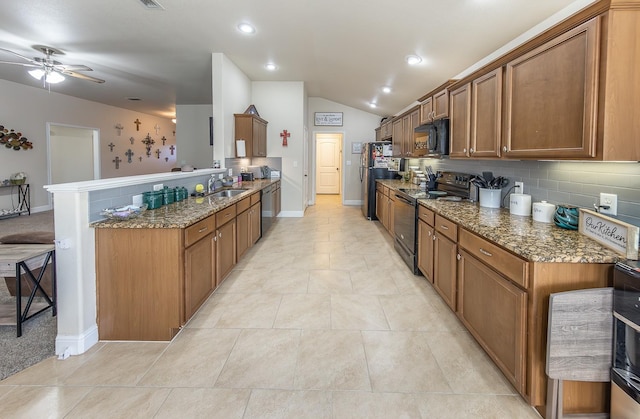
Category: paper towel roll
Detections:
[
  {"x1": 509, "y1": 193, "x2": 531, "y2": 216},
  {"x1": 532, "y1": 201, "x2": 556, "y2": 223}
]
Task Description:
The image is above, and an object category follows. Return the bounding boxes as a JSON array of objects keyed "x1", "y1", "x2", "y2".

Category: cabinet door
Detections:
[
  {"x1": 420, "y1": 97, "x2": 433, "y2": 125},
  {"x1": 250, "y1": 202, "x2": 261, "y2": 244},
  {"x1": 418, "y1": 219, "x2": 435, "y2": 283},
  {"x1": 433, "y1": 89, "x2": 449, "y2": 120},
  {"x1": 471, "y1": 69, "x2": 502, "y2": 158},
  {"x1": 457, "y1": 250, "x2": 527, "y2": 394},
  {"x1": 407, "y1": 108, "x2": 421, "y2": 157},
  {"x1": 236, "y1": 209, "x2": 250, "y2": 260},
  {"x1": 387, "y1": 193, "x2": 395, "y2": 236},
  {"x1": 185, "y1": 233, "x2": 215, "y2": 318},
  {"x1": 433, "y1": 234, "x2": 457, "y2": 310},
  {"x1": 392, "y1": 119, "x2": 403, "y2": 156},
  {"x1": 234, "y1": 114, "x2": 255, "y2": 158},
  {"x1": 449, "y1": 83, "x2": 471, "y2": 158},
  {"x1": 216, "y1": 219, "x2": 236, "y2": 286},
  {"x1": 503, "y1": 18, "x2": 599, "y2": 158},
  {"x1": 402, "y1": 114, "x2": 411, "y2": 157},
  {"x1": 274, "y1": 183, "x2": 281, "y2": 217},
  {"x1": 252, "y1": 118, "x2": 267, "y2": 157},
  {"x1": 376, "y1": 190, "x2": 386, "y2": 224}
]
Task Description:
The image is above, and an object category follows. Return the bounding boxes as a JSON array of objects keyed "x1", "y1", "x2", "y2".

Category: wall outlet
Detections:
[
  {"x1": 153, "y1": 183, "x2": 163, "y2": 191},
  {"x1": 599, "y1": 192, "x2": 617, "y2": 216},
  {"x1": 132, "y1": 194, "x2": 143, "y2": 205},
  {"x1": 515, "y1": 181, "x2": 524, "y2": 194}
]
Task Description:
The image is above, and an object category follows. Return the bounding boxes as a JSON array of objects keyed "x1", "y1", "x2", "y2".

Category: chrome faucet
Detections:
[{"x1": 208, "y1": 175, "x2": 216, "y2": 193}]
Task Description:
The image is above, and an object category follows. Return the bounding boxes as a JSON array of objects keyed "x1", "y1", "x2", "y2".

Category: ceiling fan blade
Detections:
[
  {"x1": 56, "y1": 64, "x2": 93, "y2": 72},
  {"x1": 60, "y1": 70, "x2": 105, "y2": 83},
  {"x1": 0, "y1": 60, "x2": 41, "y2": 68},
  {"x1": 0, "y1": 47, "x2": 40, "y2": 65}
]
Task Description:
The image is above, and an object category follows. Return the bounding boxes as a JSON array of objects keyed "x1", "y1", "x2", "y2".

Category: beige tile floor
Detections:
[{"x1": 0, "y1": 195, "x2": 541, "y2": 418}]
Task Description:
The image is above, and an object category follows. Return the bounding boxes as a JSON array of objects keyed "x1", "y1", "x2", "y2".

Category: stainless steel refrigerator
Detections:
[{"x1": 360, "y1": 142, "x2": 397, "y2": 219}]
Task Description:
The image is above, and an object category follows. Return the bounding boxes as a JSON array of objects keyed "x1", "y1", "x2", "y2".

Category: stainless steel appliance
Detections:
[
  {"x1": 612, "y1": 260, "x2": 640, "y2": 418},
  {"x1": 393, "y1": 171, "x2": 474, "y2": 274},
  {"x1": 261, "y1": 184, "x2": 274, "y2": 234},
  {"x1": 360, "y1": 142, "x2": 397, "y2": 220}
]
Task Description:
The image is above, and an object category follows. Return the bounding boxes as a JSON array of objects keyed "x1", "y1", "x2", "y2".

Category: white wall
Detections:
[
  {"x1": 0, "y1": 79, "x2": 175, "y2": 212},
  {"x1": 175, "y1": 104, "x2": 213, "y2": 169},
  {"x1": 252, "y1": 81, "x2": 306, "y2": 215},
  {"x1": 308, "y1": 97, "x2": 381, "y2": 204}
]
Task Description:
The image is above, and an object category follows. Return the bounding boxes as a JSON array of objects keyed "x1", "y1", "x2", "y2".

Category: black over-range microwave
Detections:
[{"x1": 414, "y1": 118, "x2": 449, "y2": 156}]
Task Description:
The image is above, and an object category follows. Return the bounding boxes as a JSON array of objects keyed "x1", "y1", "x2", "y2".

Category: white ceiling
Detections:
[{"x1": 0, "y1": 0, "x2": 590, "y2": 120}]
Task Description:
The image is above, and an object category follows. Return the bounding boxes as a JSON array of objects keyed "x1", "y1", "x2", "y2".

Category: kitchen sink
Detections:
[{"x1": 209, "y1": 189, "x2": 247, "y2": 198}]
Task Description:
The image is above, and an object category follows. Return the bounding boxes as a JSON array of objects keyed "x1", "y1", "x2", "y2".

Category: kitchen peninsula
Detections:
[
  {"x1": 377, "y1": 179, "x2": 619, "y2": 415},
  {"x1": 92, "y1": 179, "x2": 278, "y2": 341}
]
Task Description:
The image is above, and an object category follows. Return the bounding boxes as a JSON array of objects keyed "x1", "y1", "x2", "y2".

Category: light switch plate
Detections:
[{"x1": 153, "y1": 183, "x2": 163, "y2": 191}]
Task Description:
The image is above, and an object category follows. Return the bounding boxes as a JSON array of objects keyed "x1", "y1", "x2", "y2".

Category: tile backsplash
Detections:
[{"x1": 407, "y1": 158, "x2": 640, "y2": 227}]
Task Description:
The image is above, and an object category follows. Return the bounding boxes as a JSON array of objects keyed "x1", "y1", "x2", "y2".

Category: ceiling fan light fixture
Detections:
[
  {"x1": 28, "y1": 68, "x2": 45, "y2": 80},
  {"x1": 45, "y1": 71, "x2": 65, "y2": 84}
]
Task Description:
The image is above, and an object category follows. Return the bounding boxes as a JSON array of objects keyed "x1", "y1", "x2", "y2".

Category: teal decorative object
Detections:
[{"x1": 554, "y1": 205, "x2": 580, "y2": 230}]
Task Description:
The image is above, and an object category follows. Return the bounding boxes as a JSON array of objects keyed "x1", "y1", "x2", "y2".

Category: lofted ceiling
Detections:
[{"x1": 0, "y1": 0, "x2": 591, "y2": 120}]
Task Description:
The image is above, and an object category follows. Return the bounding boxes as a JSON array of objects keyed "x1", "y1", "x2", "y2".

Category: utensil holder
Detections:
[{"x1": 479, "y1": 188, "x2": 502, "y2": 208}]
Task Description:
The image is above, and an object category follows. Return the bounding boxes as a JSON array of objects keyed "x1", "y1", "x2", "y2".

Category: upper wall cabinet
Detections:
[
  {"x1": 234, "y1": 114, "x2": 268, "y2": 158},
  {"x1": 502, "y1": 18, "x2": 599, "y2": 159},
  {"x1": 420, "y1": 88, "x2": 449, "y2": 125},
  {"x1": 449, "y1": 83, "x2": 471, "y2": 158}
]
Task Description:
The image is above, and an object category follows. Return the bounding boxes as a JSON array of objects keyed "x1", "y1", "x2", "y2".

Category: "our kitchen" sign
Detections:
[{"x1": 579, "y1": 209, "x2": 639, "y2": 260}]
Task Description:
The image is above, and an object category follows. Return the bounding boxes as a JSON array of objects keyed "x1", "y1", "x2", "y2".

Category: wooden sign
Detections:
[
  {"x1": 314, "y1": 112, "x2": 343, "y2": 126},
  {"x1": 579, "y1": 208, "x2": 639, "y2": 260}
]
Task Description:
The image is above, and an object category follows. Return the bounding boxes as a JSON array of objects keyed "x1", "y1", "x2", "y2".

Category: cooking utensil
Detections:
[{"x1": 482, "y1": 171, "x2": 494, "y2": 184}]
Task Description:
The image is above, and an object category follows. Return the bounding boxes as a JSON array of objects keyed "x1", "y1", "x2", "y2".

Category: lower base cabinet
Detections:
[
  {"x1": 457, "y1": 249, "x2": 527, "y2": 394},
  {"x1": 185, "y1": 232, "x2": 216, "y2": 319},
  {"x1": 216, "y1": 219, "x2": 236, "y2": 286},
  {"x1": 417, "y1": 219, "x2": 434, "y2": 282}
]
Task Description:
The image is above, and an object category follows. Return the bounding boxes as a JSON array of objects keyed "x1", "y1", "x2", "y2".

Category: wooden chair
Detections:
[{"x1": 546, "y1": 288, "x2": 613, "y2": 419}]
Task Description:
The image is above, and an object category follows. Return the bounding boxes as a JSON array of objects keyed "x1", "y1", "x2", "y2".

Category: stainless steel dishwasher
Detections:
[{"x1": 261, "y1": 184, "x2": 274, "y2": 234}]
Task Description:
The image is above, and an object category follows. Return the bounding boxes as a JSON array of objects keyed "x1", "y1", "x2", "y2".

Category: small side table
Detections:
[{"x1": 0, "y1": 244, "x2": 56, "y2": 337}]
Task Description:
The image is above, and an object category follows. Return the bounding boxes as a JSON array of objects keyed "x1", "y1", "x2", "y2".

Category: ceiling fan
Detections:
[{"x1": 0, "y1": 45, "x2": 105, "y2": 85}]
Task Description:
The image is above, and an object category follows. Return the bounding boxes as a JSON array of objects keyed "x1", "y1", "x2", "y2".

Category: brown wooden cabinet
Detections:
[
  {"x1": 391, "y1": 119, "x2": 403, "y2": 157},
  {"x1": 471, "y1": 68, "x2": 502, "y2": 158},
  {"x1": 387, "y1": 190, "x2": 395, "y2": 237},
  {"x1": 417, "y1": 204, "x2": 435, "y2": 283},
  {"x1": 185, "y1": 230, "x2": 216, "y2": 319},
  {"x1": 380, "y1": 120, "x2": 392, "y2": 140},
  {"x1": 433, "y1": 215, "x2": 458, "y2": 310},
  {"x1": 273, "y1": 181, "x2": 281, "y2": 217},
  {"x1": 391, "y1": 107, "x2": 420, "y2": 157},
  {"x1": 449, "y1": 83, "x2": 472, "y2": 158},
  {"x1": 234, "y1": 114, "x2": 268, "y2": 157},
  {"x1": 457, "y1": 248, "x2": 527, "y2": 394},
  {"x1": 420, "y1": 88, "x2": 449, "y2": 124},
  {"x1": 503, "y1": 18, "x2": 599, "y2": 159},
  {"x1": 216, "y1": 206, "x2": 237, "y2": 286}
]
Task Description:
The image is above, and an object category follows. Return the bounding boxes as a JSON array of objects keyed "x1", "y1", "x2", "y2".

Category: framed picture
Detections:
[
  {"x1": 352, "y1": 142, "x2": 362, "y2": 154},
  {"x1": 314, "y1": 112, "x2": 343, "y2": 126}
]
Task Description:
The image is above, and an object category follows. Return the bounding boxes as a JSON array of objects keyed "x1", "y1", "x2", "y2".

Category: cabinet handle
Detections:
[
  {"x1": 219, "y1": 232, "x2": 223, "y2": 238},
  {"x1": 479, "y1": 248, "x2": 493, "y2": 257},
  {"x1": 214, "y1": 236, "x2": 217, "y2": 242},
  {"x1": 441, "y1": 225, "x2": 449, "y2": 230},
  {"x1": 432, "y1": 235, "x2": 436, "y2": 241},
  {"x1": 225, "y1": 213, "x2": 231, "y2": 218},
  {"x1": 427, "y1": 231, "x2": 432, "y2": 236},
  {"x1": 198, "y1": 227, "x2": 208, "y2": 233}
]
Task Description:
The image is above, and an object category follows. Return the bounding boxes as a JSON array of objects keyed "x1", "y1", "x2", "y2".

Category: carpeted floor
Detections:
[{"x1": 0, "y1": 211, "x2": 57, "y2": 381}]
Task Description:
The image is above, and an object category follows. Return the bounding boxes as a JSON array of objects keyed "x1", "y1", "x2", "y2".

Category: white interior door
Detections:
[{"x1": 316, "y1": 133, "x2": 342, "y2": 195}]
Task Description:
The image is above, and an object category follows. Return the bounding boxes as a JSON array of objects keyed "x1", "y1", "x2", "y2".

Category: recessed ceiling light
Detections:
[
  {"x1": 237, "y1": 23, "x2": 256, "y2": 34},
  {"x1": 369, "y1": 102, "x2": 377, "y2": 108},
  {"x1": 265, "y1": 63, "x2": 278, "y2": 71},
  {"x1": 382, "y1": 86, "x2": 392, "y2": 94},
  {"x1": 405, "y1": 55, "x2": 422, "y2": 65}
]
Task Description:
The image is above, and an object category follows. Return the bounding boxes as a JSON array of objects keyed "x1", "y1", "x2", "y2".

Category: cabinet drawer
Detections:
[
  {"x1": 418, "y1": 204, "x2": 435, "y2": 225},
  {"x1": 459, "y1": 228, "x2": 528, "y2": 289},
  {"x1": 435, "y1": 214, "x2": 457, "y2": 241},
  {"x1": 250, "y1": 191, "x2": 260, "y2": 205},
  {"x1": 184, "y1": 216, "x2": 216, "y2": 248},
  {"x1": 216, "y1": 204, "x2": 237, "y2": 227},
  {"x1": 237, "y1": 196, "x2": 251, "y2": 213},
  {"x1": 376, "y1": 182, "x2": 384, "y2": 193}
]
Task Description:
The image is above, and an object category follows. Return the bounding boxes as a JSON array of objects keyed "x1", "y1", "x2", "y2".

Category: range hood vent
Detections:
[{"x1": 138, "y1": 0, "x2": 165, "y2": 10}]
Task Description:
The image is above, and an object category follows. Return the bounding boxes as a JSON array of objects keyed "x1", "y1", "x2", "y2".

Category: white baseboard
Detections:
[
  {"x1": 277, "y1": 211, "x2": 304, "y2": 218},
  {"x1": 343, "y1": 200, "x2": 362, "y2": 206},
  {"x1": 32, "y1": 205, "x2": 53, "y2": 213},
  {"x1": 56, "y1": 324, "x2": 99, "y2": 356}
]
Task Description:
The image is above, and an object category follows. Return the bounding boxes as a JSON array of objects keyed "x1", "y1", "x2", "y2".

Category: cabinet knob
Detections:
[
  {"x1": 432, "y1": 235, "x2": 436, "y2": 241},
  {"x1": 219, "y1": 233, "x2": 223, "y2": 238},
  {"x1": 463, "y1": 148, "x2": 467, "y2": 153},
  {"x1": 457, "y1": 254, "x2": 461, "y2": 260},
  {"x1": 427, "y1": 231, "x2": 432, "y2": 236},
  {"x1": 469, "y1": 148, "x2": 475, "y2": 154},
  {"x1": 502, "y1": 146, "x2": 508, "y2": 152}
]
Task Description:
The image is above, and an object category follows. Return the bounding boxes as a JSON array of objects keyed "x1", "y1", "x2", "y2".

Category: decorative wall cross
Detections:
[
  {"x1": 115, "y1": 123, "x2": 124, "y2": 136},
  {"x1": 154, "y1": 124, "x2": 161, "y2": 134},
  {"x1": 129, "y1": 137, "x2": 135, "y2": 145},
  {"x1": 108, "y1": 142, "x2": 115, "y2": 152},
  {"x1": 125, "y1": 148, "x2": 134, "y2": 163},
  {"x1": 142, "y1": 133, "x2": 155, "y2": 157},
  {"x1": 161, "y1": 136, "x2": 167, "y2": 145},
  {"x1": 165, "y1": 157, "x2": 169, "y2": 162},
  {"x1": 134, "y1": 118, "x2": 142, "y2": 131},
  {"x1": 169, "y1": 145, "x2": 175, "y2": 155},
  {"x1": 113, "y1": 156, "x2": 122, "y2": 169},
  {"x1": 280, "y1": 129, "x2": 290, "y2": 147},
  {"x1": 139, "y1": 156, "x2": 142, "y2": 162},
  {"x1": 155, "y1": 149, "x2": 161, "y2": 159}
]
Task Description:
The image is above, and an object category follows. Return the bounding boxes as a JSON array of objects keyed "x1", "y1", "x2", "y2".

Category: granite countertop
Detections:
[
  {"x1": 91, "y1": 179, "x2": 278, "y2": 229},
  {"x1": 377, "y1": 179, "x2": 621, "y2": 264}
]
